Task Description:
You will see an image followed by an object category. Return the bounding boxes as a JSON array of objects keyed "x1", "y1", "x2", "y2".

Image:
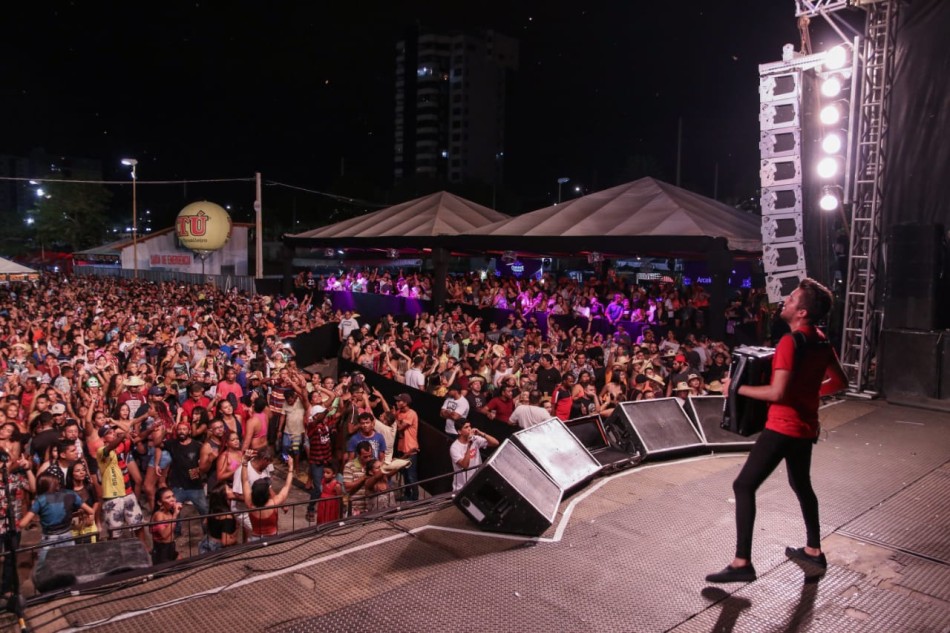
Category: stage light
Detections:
[
  {"x1": 819, "y1": 186, "x2": 841, "y2": 211},
  {"x1": 820, "y1": 104, "x2": 842, "y2": 125},
  {"x1": 387, "y1": 248, "x2": 399, "y2": 259},
  {"x1": 587, "y1": 252, "x2": 603, "y2": 264},
  {"x1": 324, "y1": 248, "x2": 335, "y2": 258},
  {"x1": 821, "y1": 132, "x2": 843, "y2": 154},
  {"x1": 825, "y1": 46, "x2": 847, "y2": 70},
  {"x1": 817, "y1": 157, "x2": 839, "y2": 178},
  {"x1": 820, "y1": 76, "x2": 842, "y2": 98}
]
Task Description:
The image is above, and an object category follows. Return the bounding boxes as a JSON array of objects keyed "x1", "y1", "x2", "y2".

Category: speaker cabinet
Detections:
[
  {"x1": 686, "y1": 395, "x2": 757, "y2": 450},
  {"x1": 455, "y1": 440, "x2": 562, "y2": 537},
  {"x1": 510, "y1": 417, "x2": 601, "y2": 492},
  {"x1": 32, "y1": 538, "x2": 152, "y2": 593},
  {"x1": 608, "y1": 399, "x2": 705, "y2": 461},
  {"x1": 885, "y1": 223, "x2": 948, "y2": 331}
]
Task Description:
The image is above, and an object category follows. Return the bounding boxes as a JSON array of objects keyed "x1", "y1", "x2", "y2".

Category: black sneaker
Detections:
[
  {"x1": 785, "y1": 547, "x2": 827, "y2": 570},
  {"x1": 705, "y1": 564, "x2": 757, "y2": 583}
]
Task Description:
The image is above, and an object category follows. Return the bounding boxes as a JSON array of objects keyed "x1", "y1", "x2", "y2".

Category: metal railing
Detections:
[{"x1": 73, "y1": 266, "x2": 259, "y2": 295}]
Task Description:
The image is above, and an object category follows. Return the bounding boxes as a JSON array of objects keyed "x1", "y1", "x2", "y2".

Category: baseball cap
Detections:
[
  {"x1": 97, "y1": 424, "x2": 112, "y2": 438},
  {"x1": 51, "y1": 403, "x2": 66, "y2": 415},
  {"x1": 394, "y1": 393, "x2": 412, "y2": 404},
  {"x1": 149, "y1": 386, "x2": 166, "y2": 396},
  {"x1": 674, "y1": 354, "x2": 687, "y2": 363}
]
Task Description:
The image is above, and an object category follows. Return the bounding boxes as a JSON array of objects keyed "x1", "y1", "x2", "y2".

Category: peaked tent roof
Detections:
[
  {"x1": 0, "y1": 257, "x2": 39, "y2": 278},
  {"x1": 285, "y1": 191, "x2": 509, "y2": 248},
  {"x1": 456, "y1": 177, "x2": 762, "y2": 255}
]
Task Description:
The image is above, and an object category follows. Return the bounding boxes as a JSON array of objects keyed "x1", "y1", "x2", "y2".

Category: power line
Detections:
[
  {"x1": 265, "y1": 180, "x2": 390, "y2": 208},
  {"x1": 0, "y1": 176, "x2": 255, "y2": 185}
]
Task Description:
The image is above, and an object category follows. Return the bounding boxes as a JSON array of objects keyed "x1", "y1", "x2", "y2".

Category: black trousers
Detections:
[{"x1": 733, "y1": 428, "x2": 821, "y2": 560}]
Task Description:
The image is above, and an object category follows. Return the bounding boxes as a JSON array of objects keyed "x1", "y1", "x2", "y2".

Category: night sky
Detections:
[{"x1": 3, "y1": 2, "x2": 856, "y2": 225}]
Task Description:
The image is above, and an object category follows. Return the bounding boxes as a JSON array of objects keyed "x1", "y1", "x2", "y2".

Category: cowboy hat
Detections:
[
  {"x1": 674, "y1": 381, "x2": 690, "y2": 392},
  {"x1": 706, "y1": 380, "x2": 723, "y2": 393},
  {"x1": 381, "y1": 458, "x2": 411, "y2": 475},
  {"x1": 125, "y1": 375, "x2": 146, "y2": 387}
]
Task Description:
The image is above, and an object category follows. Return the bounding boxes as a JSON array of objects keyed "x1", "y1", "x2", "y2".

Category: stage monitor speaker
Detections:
[
  {"x1": 882, "y1": 329, "x2": 941, "y2": 402},
  {"x1": 510, "y1": 417, "x2": 602, "y2": 492},
  {"x1": 455, "y1": 440, "x2": 562, "y2": 537},
  {"x1": 686, "y1": 395, "x2": 757, "y2": 450},
  {"x1": 885, "y1": 223, "x2": 948, "y2": 331},
  {"x1": 32, "y1": 538, "x2": 153, "y2": 593},
  {"x1": 609, "y1": 398, "x2": 705, "y2": 461}
]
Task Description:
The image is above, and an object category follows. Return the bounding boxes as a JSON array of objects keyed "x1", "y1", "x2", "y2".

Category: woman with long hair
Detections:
[
  {"x1": 215, "y1": 431, "x2": 243, "y2": 487},
  {"x1": 66, "y1": 460, "x2": 99, "y2": 544},
  {"x1": 199, "y1": 482, "x2": 238, "y2": 554},
  {"x1": 239, "y1": 455, "x2": 294, "y2": 542}
]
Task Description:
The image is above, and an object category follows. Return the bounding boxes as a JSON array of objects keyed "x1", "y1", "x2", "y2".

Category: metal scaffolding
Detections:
[{"x1": 840, "y1": 0, "x2": 899, "y2": 392}]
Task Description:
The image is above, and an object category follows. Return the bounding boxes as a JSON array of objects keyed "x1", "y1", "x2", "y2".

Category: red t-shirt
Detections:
[{"x1": 766, "y1": 326, "x2": 837, "y2": 439}]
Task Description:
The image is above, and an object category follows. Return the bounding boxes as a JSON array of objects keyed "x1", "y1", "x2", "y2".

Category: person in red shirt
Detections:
[
  {"x1": 485, "y1": 384, "x2": 516, "y2": 425},
  {"x1": 707, "y1": 278, "x2": 847, "y2": 584},
  {"x1": 180, "y1": 382, "x2": 211, "y2": 420}
]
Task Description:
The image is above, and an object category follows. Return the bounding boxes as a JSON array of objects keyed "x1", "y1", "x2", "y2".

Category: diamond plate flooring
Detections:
[{"x1": 13, "y1": 399, "x2": 950, "y2": 633}]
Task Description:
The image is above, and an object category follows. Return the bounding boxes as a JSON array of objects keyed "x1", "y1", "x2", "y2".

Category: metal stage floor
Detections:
[{"x1": 15, "y1": 399, "x2": 950, "y2": 633}]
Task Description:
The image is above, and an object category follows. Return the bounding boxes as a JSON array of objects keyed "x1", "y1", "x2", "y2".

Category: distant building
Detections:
[{"x1": 394, "y1": 28, "x2": 518, "y2": 185}]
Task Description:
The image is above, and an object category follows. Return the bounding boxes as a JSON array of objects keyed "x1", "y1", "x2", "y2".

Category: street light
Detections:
[
  {"x1": 557, "y1": 177, "x2": 570, "y2": 203},
  {"x1": 121, "y1": 158, "x2": 138, "y2": 278}
]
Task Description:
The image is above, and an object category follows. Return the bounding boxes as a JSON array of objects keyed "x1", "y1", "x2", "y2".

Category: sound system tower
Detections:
[
  {"x1": 885, "y1": 223, "x2": 948, "y2": 331},
  {"x1": 32, "y1": 538, "x2": 153, "y2": 593},
  {"x1": 607, "y1": 399, "x2": 705, "y2": 461},
  {"x1": 455, "y1": 440, "x2": 562, "y2": 537}
]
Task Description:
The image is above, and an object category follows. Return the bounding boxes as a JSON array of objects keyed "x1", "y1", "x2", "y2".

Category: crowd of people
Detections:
[{"x1": 0, "y1": 268, "x2": 769, "y2": 601}]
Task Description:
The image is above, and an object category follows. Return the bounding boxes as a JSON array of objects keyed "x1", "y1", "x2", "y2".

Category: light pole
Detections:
[
  {"x1": 121, "y1": 158, "x2": 138, "y2": 278},
  {"x1": 557, "y1": 177, "x2": 570, "y2": 204}
]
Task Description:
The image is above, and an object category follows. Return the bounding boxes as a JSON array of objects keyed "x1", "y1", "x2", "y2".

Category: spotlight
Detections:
[
  {"x1": 819, "y1": 186, "x2": 841, "y2": 211},
  {"x1": 501, "y1": 251, "x2": 516, "y2": 264},
  {"x1": 387, "y1": 248, "x2": 399, "y2": 259},
  {"x1": 820, "y1": 76, "x2": 842, "y2": 98},
  {"x1": 821, "y1": 133, "x2": 843, "y2": 154},
  {"x1": 820, "y1": 104, "x2": 842, "y2": 125},
  {"x1": 817, "y1": 157, "x2": 840, "y2": 178},
  {"x1": 825, "y1": 46, "x2": 847, "y2": 70}
]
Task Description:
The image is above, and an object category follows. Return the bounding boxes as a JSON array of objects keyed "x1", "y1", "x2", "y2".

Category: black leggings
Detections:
[{"x1": 733, "y1": 428, "x2": 820, "y2": 560}]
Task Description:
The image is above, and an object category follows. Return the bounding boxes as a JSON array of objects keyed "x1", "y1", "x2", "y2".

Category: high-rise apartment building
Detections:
[{"x1": 394, "y1": 28, "x2": 518, "y2": 185}]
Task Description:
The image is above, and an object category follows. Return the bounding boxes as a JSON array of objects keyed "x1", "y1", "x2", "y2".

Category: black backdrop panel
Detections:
[
  {"x1": 884, "y1": 223, "x2": 948, "y2": 331},
  {"x1": 882, "y1": 329, "x2": 942, "y2": 402}
]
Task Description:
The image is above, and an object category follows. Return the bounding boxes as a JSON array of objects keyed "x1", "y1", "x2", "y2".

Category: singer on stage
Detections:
[{"x1": 706, "y1": 278, "x2": 848, "y2": 583}]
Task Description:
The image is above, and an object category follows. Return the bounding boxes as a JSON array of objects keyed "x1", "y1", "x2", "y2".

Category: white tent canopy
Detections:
[
  {"x1": 463, "y1": 177, "x2": 762, "y2": 254},
  {"x1": 0, "y1": 257, "x2": 39, "y2": 279},
  {"x1": 287, "y1": 191, "x2": 509, "y2": 248}
]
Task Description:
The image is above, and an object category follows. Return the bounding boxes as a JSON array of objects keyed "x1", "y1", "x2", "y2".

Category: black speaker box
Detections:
[
  {"x1": 883, "y1": 329, "x2": 942, "y2": 402},
  {"x1": 455, "y1": 440, "x2": 562, "y2": 537},
  {"x1": 608, "y1": 399, "x2": 705, "y2": 461},
  {"x1": 32, "y1": 538, "x2": 152, "y2": 593},
  {"x1": 686, "y1": 395, "x2": 757, "y2": 450},
  {"x1": 510, "y1": 417, "x2": 602, "y2": 493},
  {"x1": 885, "y1": 223, "x2": 948, "y2": 331}
]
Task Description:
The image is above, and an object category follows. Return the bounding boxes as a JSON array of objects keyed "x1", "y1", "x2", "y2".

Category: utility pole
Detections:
[{"x1": 255, "y1": 172, "x2": 263, "y2": 279}]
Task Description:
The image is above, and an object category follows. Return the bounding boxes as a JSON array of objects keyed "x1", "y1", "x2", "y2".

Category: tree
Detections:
[{"x1": 32, "y1": 180, "x2": 112, "y2": 250}]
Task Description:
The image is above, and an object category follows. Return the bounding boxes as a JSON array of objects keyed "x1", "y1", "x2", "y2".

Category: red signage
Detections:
[{"x1": 150, "y1": 253, "x2": 193, "y2": 266}]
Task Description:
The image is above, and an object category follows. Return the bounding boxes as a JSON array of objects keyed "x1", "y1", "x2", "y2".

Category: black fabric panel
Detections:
[{"x1": 883, "y1": 0, "x2": 950, "y2": 229}]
